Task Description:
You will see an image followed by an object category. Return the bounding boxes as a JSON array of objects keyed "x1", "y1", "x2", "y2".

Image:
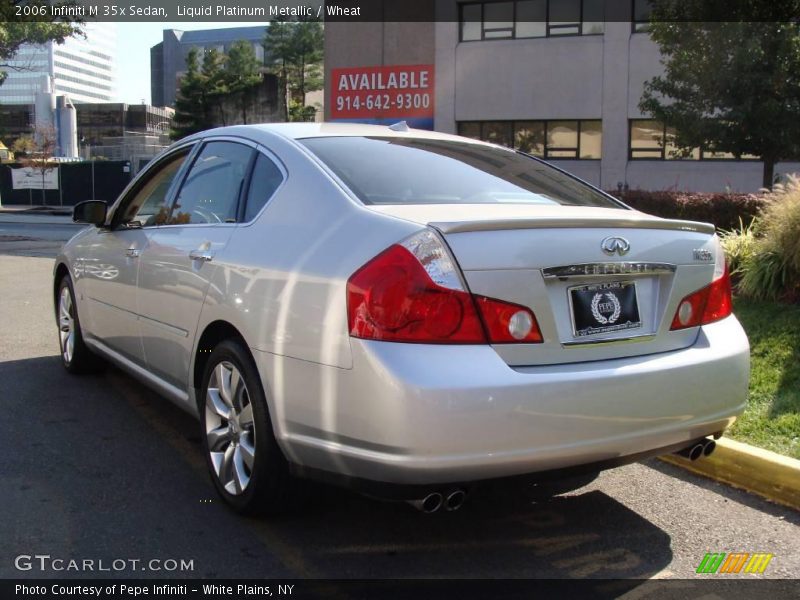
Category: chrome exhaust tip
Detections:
[
  {"x1": 702, "y1": 439, "x2": 716, "y2": 457},
  {"x1": 409, "y1": 492, "x2": 443, "y2": 513},
  {"x1": 675, "y1": 442, "x2": 705, "y2": 461},
  {"x1": 444, "y1": 489, "x2": 467, "y2": 512}
]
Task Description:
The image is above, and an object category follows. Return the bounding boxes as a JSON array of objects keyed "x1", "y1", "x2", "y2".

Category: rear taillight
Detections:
[
  {"x1": 670, "y1": 237, "x2": 732, "y2": 330},
  {"x1": 474, "y1": 296, "x2": 543, "y2": 343},
  {"x1": 347, "y1": 230, "x2": 543, "y2": 344}
]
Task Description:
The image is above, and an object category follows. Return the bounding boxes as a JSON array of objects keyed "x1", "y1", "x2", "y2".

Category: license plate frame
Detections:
[{"x1": 568, "y1": 281, "x2": 642, "y2": 338}]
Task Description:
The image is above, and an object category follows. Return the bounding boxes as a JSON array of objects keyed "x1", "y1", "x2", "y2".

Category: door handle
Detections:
[
  {"x1": 125, "y1": 247, "x2": 140, "y2": 258},
  {"x1": 189, "y1": 249, "x2": 213, "y2": 262}
]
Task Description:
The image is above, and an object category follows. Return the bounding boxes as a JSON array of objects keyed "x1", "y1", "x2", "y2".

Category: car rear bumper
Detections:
[{"x1": 261, "y1": 315, "x2": 749, "y2": 486}]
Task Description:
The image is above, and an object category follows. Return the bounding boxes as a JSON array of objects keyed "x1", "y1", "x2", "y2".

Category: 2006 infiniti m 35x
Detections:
[{"x1": 55, "y1": 123, "x2": 749, "y2": 514}]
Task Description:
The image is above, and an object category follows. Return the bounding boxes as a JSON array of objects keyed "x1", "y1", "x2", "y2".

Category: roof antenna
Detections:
[{"x1": 388, "y1": 121, "x2": 410, "y2": 132}]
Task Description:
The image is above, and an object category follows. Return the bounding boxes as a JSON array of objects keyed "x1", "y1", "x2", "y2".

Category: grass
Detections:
[{"x1": 728, "y1": 297, "x2": 800, "y2": 459}]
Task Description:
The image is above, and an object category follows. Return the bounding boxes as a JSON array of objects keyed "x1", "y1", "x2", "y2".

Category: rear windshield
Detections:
[{"x1": 299, "y1": 136, "x2": 623, "y2": 208}]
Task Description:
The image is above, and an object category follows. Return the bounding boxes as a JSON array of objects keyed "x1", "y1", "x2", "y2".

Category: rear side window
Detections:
[
  {"x1": 244, "y1": 153, "x2": 284, "y2": 222},
  {"x1": 170, "y1": 141, "x2": 253, "y2": 224},
  {"x1": 299, "y1": 136, "x2": 622, "y2": 208}
]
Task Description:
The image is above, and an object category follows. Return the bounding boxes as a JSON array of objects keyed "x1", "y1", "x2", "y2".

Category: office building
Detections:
[
  {"x1": 150, "y1": 26, "x2": 267, "y2": 107},
  {"x1": 324, "y1": 0, "x2": 799, "y2": 192},
  {"x1": 0, "y1": 22, "x2": 117, "y2": 105}
]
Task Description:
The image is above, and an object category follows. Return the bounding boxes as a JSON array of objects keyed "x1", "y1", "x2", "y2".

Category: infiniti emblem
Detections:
[{"x1": 601, "y1": 236, "x2": 631, "y2": 256}]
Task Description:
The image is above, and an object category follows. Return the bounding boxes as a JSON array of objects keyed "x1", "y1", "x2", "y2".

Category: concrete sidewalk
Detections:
[{"x1": 0, "y1": 211, "x2": 77, "y2": 225}]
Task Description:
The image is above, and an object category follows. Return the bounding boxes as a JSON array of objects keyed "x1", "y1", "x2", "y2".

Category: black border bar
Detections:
[{"x1": 5, "y1": 1, "x2": 800, "y2": 23}]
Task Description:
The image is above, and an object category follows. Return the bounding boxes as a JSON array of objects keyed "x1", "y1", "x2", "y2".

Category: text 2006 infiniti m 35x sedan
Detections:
[{"x1": 55, "y1": 123, "x2": 749, "y2": 514}]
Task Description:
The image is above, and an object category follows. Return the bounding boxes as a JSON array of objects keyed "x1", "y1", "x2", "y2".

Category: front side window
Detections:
[
  {"x1": 299, "y1": 136, "x2": 621, "y2": 209},
  {"x1": 119, "y1": 147, "x2": 192, "y2": 227},
  {"x1": 170, "y1": 141, "x2": 253, "y2": 225}
]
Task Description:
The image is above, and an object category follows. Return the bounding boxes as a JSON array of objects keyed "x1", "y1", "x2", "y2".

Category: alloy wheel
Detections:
[
  {"x1": 58, "y1": 286, "x2": 75, "y2": 364},
  {"x1": 205, "y1": 361, "x2": 257, "y2": 495}
]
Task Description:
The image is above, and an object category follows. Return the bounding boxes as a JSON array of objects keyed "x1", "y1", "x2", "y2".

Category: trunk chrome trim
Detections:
[
  {"x1": 542, "y1": 262, "x2": 676, "y2": 279},
  {"x1": 561, "y1": 334, "x2": 658, "y2": 348},
  {"x1": 432, "y1": 218, "x2": 715, "y2": 235}
]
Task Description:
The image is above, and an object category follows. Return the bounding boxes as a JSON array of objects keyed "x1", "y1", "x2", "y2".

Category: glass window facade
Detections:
[
  {"x1": 459, "y1": 0, "x2": 604, "y2": 41},
  {"x1": 629, "y1": 120, "x2": 759, "y2": 160},
  {"x1": 632, "y1": 0, "x2": 653, "y2": 33},
  {"x1": 458, "y1": 120, "x2": 602, "y2": 159}
]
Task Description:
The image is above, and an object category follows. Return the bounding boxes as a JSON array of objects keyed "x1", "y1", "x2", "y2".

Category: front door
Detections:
[{"x1": 82, "y1": 146, "x2": 194, "y2": 364}]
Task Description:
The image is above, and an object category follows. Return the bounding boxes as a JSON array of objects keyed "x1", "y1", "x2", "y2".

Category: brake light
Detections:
[
  {"x1": 347, "y1": 230, "x2": 543, "y2": 344},
  {"x1": 670, "y1": 238, "x2": 732, "y2": 330}
]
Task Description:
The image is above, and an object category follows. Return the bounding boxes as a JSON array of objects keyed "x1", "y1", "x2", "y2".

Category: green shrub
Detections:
[
  {"x1": 607, "y1": 190, "x2": 767, "y2": 231},
  {"x1": 719, "y1": 217, "x2": 758, "y2": 276},
  {"x1": 738, "y1": 176, "x2": 800, "y2": 302}
]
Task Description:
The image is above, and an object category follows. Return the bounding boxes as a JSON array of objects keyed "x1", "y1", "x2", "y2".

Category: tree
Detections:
[
  {"x1": 263, "y1": 15, "x2": 324, "y2": 121},
  {"x1": 172, "y1": 47, "x2": 232, "y2": 139},
  {"x1": 0, "y1": 1, "x2": 83, "y2": 86},
  {"x1": 288, "y1": 19, "x2": 323, "y2": 105},
  {"x1": 639, "y1": 1, "x2": 800, "y2": 188},
  {"x1": 12, "y1": 124, "x2": 57, "y2": 205},
  {"x1": 226, "y1": 41, "x2": 262, "y2": 124},
  {"x1": 202, "y1": 48, "x2": 229, "y2": 126},
  {"x1": 171, "y1": 48, "x2": 207, "y2": 139},
  {"x1": 262, "y1": 18, "x2": 293, "y2": 120}
]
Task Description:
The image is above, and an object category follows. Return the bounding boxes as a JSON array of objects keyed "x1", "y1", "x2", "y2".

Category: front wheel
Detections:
[
  {"x1": 200, "y1": 340, "x2": 294, "y2": 515},
  {"x1": 56, "y1": 276, "x2": 103, "y2": 374}
]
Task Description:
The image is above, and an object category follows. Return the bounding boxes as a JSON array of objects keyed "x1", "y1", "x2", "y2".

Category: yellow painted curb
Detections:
[{"x1": 660, "y1": 437, "x2": 800, "y2": 511}]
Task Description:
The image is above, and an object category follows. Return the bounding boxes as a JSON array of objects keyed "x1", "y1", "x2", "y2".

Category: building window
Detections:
[
  {"x1": 458, "y1": 119, "x2": 602, "y2": 159},
  {"x1": 632, "y1": 0, "x2": 653, "y2": 33},
  {"x1": 629, "y1": 120, "x2": 760, "y2": 160},
  {"x1": 459, "y1": 0, "x2": 604, "y2": 42}
]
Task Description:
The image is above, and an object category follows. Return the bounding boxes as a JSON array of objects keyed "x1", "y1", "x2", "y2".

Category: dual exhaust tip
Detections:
[
  {"x1": 410, "y1": 438, "x2": 717, "y2": 512},
  {"x1": 409, "y1": 489, "x2": 467, "y2": 513},
  {"x1": 675, "y1": 437, "x2": 717, "y2": 461}
]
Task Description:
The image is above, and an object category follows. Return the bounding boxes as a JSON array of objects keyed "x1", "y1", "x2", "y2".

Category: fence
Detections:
[{"x1": 0, "y1": 161, "x2": 132, "y2": 207}]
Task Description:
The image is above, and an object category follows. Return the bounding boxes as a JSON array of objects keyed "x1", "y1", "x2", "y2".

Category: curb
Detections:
[{"x1": 660, "y1": 437, "x2": 800, "y2": 511}]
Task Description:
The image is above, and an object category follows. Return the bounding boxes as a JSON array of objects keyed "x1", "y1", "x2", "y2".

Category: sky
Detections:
[{"x1": 115, "y1": 22, "x2": 268, "y2": 105}]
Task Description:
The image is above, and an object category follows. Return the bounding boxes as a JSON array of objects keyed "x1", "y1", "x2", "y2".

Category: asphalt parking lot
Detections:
[{"x1": 1, "y1": 223, "x2": 798, "y2": 586}]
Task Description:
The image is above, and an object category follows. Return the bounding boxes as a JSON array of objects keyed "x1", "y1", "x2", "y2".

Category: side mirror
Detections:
[{"x1": 73, "y1": 200, "x2": 107, "y2": 227}]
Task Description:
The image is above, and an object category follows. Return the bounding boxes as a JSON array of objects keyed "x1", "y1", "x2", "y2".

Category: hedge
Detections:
[{"x1": 606, "y1": 190, "x2": 767, "y2": 231}]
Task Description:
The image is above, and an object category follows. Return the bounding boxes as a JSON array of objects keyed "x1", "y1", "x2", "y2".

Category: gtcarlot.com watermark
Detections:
[{"x1": 14, "y1": 554, "x2": 194, "y2": 573}]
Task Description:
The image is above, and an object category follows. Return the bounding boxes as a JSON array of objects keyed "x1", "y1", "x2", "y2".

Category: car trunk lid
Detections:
[{"x1": 370, "y1": 204, "x2": 718, "y2": 366}]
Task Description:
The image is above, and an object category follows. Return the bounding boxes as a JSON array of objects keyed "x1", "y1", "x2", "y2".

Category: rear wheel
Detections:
[
  {"x1": 199, "y1": 340, "x2": 294, "y2": 515},
  {"x1": 56, "y1": 276, "x2": 103, "y2": 374}
]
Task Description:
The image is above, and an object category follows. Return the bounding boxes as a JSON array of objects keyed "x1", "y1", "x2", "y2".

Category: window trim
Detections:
[
  {"x1": 459, "y1": 0, "x2": 605, "y2": 42},
  {"x1": 458, "y1": 119, "x2": 603, "y2": 160}
]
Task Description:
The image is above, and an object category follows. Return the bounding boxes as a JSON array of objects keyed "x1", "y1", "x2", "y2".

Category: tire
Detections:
[
  {"x1": 199, "y1": 339, "x2": 294, "y2": 515},
  {"x1": 56, "y1": 275, "x2": 103, "y2": 374}
]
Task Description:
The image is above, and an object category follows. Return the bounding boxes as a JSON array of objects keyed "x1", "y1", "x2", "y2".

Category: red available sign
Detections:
[{"x1": 330, "y1": 64, "x2": 435, "y2": 121}]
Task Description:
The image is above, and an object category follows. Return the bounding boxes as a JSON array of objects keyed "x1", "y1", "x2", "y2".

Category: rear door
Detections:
[{"x1": 136, "y1": 139, "x2": 256, "y2": 388}]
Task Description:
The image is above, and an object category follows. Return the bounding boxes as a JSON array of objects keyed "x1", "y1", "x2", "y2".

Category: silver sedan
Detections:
[{"x1": 54, "y1": 123, "x2": 750, "y2": 514}]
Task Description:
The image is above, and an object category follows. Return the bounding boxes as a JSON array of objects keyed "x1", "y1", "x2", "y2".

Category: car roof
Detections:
[{"x1": 200, "y1": 122, "x2": 500, "y2": 146}]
